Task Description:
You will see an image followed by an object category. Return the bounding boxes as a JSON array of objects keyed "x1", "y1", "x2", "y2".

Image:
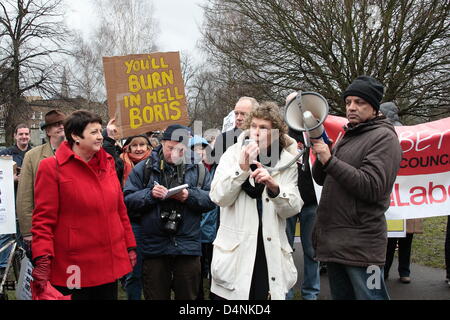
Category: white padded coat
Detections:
[{"x1": 210, "y1": 131, "x2": 303, "y2": 300}]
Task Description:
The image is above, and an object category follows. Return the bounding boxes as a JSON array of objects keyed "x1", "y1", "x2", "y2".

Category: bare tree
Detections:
[
  {"x1": 0, "y1": 0, "x2": 70, "y2": 144},
  {"x1": 69, "y1": 0, "x2": 160, "y2": 103},
  {"x1": 185, "y1": 60, "x2": 274, "y2": 131},
  {"x1": 67, "y1": 33, "x2": 105, "y2": 103},
  {"x1": 202, "y1": 0, "x2": 450, "y2": 123},
  {"x1": 94, "y1": 0, "x2": 159, "y2": 56}
]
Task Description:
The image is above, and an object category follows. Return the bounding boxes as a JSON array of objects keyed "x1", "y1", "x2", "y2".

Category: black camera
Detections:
[{"x1": 160, "y1": 210, "x2": 182, "y2": 234}]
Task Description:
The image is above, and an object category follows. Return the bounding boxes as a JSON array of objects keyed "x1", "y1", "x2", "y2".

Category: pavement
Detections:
[{"x1": 292, "y1": 241, "x2": 450, "y2": 300}]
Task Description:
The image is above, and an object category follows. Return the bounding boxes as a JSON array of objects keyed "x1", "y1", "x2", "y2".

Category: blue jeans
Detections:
[
  {"x1": 286, "y1": 204, "x2": 320, "y2": 300},
  {"x1": 327, "y1": 262, "x2": 390, "y2": 300},
  {"x1": 0, "y1": 234, "x2": 14, "y2": 269},
  {"x1": 124, "y1": 222, "x2": 144, "y2": 300}
]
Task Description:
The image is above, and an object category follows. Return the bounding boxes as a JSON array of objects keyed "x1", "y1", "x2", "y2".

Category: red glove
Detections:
[
  {"x1": 128, "y1": 250, "x2": 137, "y2": 268},
  {"x1": 32, "y1": 255, "x2": 52, "y2": 295}
]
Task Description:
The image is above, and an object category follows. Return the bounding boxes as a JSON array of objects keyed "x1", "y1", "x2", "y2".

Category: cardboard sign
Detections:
[
  {"x1": 16, "y1": 255, "x2": 33, "y2": 300},
  {"x1": 0, "y1": 156, "x2": 16, "y2": 235},
  {"x1": 103, "y1": 52, "x2": 190, "y2": 138}
]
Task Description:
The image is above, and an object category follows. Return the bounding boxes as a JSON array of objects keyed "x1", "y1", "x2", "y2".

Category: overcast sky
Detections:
[{"x1": 65, "y1": 0, "x2": 206, "y2": 57}]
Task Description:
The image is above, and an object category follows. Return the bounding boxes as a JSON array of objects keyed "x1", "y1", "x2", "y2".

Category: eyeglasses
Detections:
[{"x1": 51, "y1": 121, "x2": 64, "y2": 128}]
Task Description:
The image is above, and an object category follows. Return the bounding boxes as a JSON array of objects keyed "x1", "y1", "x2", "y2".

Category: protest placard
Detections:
[
  {"x1": 16, "y1": 255, "x2": 33, "y2": 300},
  {"x1": 0, "y1": 156, "x2": 16, "y2": 235},
  {"x1": 103, "y1": 52, "x2": 190, "y2": 138},
  {"x1": 222, "y1": 110, "x2": 236, "y2": 133}
]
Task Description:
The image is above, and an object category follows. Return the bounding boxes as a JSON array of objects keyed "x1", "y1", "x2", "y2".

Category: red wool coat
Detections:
[{"x1": 32, "y1": 141, "x2": 136, "y2": 288}]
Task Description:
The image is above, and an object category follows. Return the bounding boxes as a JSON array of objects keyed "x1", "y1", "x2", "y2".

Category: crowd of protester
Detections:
[{"x1": 1, "y1": 75, "x2": 449, "y2": 300}]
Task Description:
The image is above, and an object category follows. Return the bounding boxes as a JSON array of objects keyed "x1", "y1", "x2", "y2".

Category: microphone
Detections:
[
  {"x1": 303, "y1": 111, "x2": 331, "y2": 145},
  {"x1": 244, "y1": 138, "x2": 259, "y2": 171}
]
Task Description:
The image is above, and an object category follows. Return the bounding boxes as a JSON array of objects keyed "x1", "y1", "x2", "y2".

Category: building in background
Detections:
[{"x1": 0, "y1": 97, "x2": 108, "y2": 147}]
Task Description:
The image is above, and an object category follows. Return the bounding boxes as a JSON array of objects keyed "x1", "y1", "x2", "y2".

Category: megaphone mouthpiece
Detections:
[
  {"x1": 303, "y1": 111, "x2": 325, "y2": 139},
  {"x1": 284, "y1": 91, "x2": 329, "y2": 133},
  {"x1": 303, "y1": 111, "x2": 319, "y2": 129}
]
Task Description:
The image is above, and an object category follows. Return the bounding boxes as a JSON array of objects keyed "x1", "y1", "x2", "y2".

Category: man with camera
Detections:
[{"x1": 124, "y1": 124, "x2": 216, "y2": 300}]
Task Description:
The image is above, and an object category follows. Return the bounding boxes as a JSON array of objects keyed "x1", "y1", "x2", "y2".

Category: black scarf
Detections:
[
  {"x1": 241, "y1": 145, "x2": 281, "y2": 199},
  {"x1": 242, "y1": 178, "x2": 265, "y2": 199}
]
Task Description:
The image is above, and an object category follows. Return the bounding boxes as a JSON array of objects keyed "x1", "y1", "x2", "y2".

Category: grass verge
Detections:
[{"x1": 411, "y1": 216, "x2": 447, "y2": 269}]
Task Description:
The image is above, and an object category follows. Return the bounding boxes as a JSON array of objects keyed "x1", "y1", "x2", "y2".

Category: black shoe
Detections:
[
  {"x1": 319, "y1": 262, "x2": 327, "y2": 275},
  {"x1": 399, "y1": 276, "x2": 411, "y2": 284}
]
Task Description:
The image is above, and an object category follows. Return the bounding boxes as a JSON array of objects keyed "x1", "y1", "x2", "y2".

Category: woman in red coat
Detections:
[{"x1": 31, "y1": 110, "x2": 137, "y2": 300}]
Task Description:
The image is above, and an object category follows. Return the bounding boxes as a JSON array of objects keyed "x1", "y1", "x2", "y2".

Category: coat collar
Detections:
[
  {"x1": 41, "y1": 142, "x2": 55, "y2": 158},
  {"x1": 344, "y1": 116, "x2": 395, "y2": 135},
  {"x1": 55, "y1": 141, "x2": 112, "y2": 168}
]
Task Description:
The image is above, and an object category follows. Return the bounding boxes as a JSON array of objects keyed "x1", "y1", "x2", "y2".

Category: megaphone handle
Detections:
[
  {"x1": 264, "y1": 149, "x2": 305, "y2": 173},
  {"x1": 301, "y1": 147, "x2": 309, "y2": 172},
  {"x1": 321, "y1": 131, "x2": 331, "y2": 145}
]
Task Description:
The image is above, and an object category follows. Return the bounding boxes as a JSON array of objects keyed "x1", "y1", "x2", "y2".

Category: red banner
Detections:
[{"x1": 317, "y1": 115, "x2": 450, "y2": 219}]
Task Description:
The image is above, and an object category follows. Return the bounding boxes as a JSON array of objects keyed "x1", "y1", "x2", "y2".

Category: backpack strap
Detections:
[
  {"x1": 197, "y1": 162, "x2": 206, "y2": 188},
  {"x1": 143, "y1": 157, "x2": 153, "y2": 187},
  {"x1": 144, "y1": 155, "x2": 206, "y2": 189}
]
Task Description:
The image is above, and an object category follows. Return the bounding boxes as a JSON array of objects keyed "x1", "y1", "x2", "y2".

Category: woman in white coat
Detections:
[{"x1": 210, "y1": 101, "x2": 303, "y2": 300}]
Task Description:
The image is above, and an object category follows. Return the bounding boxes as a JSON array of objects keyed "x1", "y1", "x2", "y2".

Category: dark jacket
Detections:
[
  {"x1": 288, "y1": 129, "x2": 318, "y2": 206},
  {"x1": 312, "y1": 117, "x2": 402, "y2": 267},
  {"x1": 0, "y1": 144, "x2": 32, "y2": 167},
  {"x1": 123, "y1": 145, "x2": 216, "y2": 257},
  {"x1": 102, "y1": 129, "x2": 124, "y2": 184},
  {"x1": 211, "y1": 127, "x2": 242, "y2": 164},
  {"x1": 200, "y1": 165, "x2": 218, "y2": 244}
]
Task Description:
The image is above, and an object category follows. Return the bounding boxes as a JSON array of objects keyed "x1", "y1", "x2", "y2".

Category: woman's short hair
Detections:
[
  {"x1": 64, "y1": 110, "x2": 103, "y2": 146},
  {"x1": 242, "y1": 101, "x2": 289, "y2": 149}
]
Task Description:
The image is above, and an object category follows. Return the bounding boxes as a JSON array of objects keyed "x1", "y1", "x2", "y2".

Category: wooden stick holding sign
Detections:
[{"x1": 103, "y1": 52, "x2": 190, "y2": 138}]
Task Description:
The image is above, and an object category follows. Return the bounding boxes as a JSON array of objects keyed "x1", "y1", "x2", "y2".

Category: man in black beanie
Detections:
[{"x1": 310, "y1": 75, "x2": 402, "y2": 300}]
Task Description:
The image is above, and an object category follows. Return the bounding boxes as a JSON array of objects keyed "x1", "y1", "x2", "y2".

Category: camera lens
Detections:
[{"x1": 165, "y1": 221, "x2": 177, "y2": 234}]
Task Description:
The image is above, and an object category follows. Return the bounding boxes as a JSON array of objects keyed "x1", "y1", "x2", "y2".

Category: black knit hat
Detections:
[
  {"x1": 123, "y1": 134, "x2": 151, "y2": 148},
  {"x1": 342, "y1": 76, "x2": 384, "y2": 112},
  {"x1": 161, "y1": 124, "x2": 191, "y2": 145}
]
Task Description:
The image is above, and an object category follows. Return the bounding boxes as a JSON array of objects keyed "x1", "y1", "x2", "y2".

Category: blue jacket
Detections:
[
  {"x1": 0, "y1": 144, "x2": 32, "y2": 167},
  {"x1": 200, "y1": 165, "x2": 218, "y2": 243},
  {"x1": 201, "y1": 207, "x2": 218, "y2": 243},
  {"x1": 123, "y1": 146, "x2": 216, "y2": 257}
]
